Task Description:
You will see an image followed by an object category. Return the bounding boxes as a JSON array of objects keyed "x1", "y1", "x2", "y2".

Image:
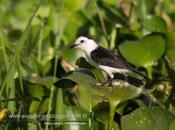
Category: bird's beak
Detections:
[{"x1": 68, "y1": 44, "x2": 77, "y2": 49}]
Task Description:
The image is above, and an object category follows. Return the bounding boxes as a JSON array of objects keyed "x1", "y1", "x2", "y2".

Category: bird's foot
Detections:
[
  {"x1": 107, "y1": 79, "x2": 113, "y2": 87},
  {"x1": 101, "y1": 78, "x2": 113, "y2": 87}
]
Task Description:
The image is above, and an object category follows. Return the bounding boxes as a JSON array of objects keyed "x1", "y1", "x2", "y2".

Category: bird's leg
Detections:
[
  {"x1": 99, "y1": 80, "x2": 109, "y2": 86},
  {"x1": 98, "y1": 77, "x2": 113, "y2": 87},
  {"x1": 102, "y1": 77, "x2": 113, "y2": 86},
  {"x1": 107, "y1": 78, "x2": 113, "y2": 86}
]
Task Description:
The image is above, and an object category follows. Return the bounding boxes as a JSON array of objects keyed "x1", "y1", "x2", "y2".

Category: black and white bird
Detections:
[{"x1": 70, "y1": 36, "x2": 148, "y2": 86}]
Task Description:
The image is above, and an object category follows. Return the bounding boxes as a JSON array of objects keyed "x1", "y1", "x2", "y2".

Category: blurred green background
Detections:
[{"x1": 0, "y1": 0, "x2": 175, "y2": 130}]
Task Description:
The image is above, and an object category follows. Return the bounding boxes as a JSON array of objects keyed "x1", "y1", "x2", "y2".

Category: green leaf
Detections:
[
  {"x1": 100, "y1": 3, "x2": 129, "y2": 26},
  {"x1": 108, "y1": 83, "x2": 143, "y2": 130},
  {"x1": 54, "y1": 70, "x2": 97, "y2": 88},
  {"x1": 169, "y1": 120, "x2": 175, "y2": 130},
  {"x1": 54, "y1": 70, "x2": 107, "y2": 110},
  {"x1": 121, "y1": 107, "x2": 175, "y2": 130},
  {"x1": 165, "y1": 32, "x2": 175, "y2": 70},
  {"x1": 62, "y1": 48, "x2": 85, "y2": 65},
  {"x1": 38, "y1": 98, "x2": 49, "y2": 114},
  {"x1": 63, "y1": 0, "x2": 85, "y2": 12},
  {"x1": 94, "y1": 102, "x2": 109, "y2": 124},
  {"x1": 29, "y1": 100, "x2": 40, "y2": 114},
  {"x1": 102, "y1": 0, "x2": 120, "y2": 6},
  {"x1": 163, "y1": 0, "x2": 175, "y2": 13},
  {"x1": 144, "y1": 16, "x2": 167, "y2": 32},
  {"x1": 25, "y1": 76, "x2": 56, "y2": 86},
  {"x1": 55, "y1": 89, "x2": 64, "y2": 120},
  {"x1": 64, "y1": 11, "x2": 88, "y2": 41},
  {"x1": 111, "y1": 85, "x2": 143, "y2": 104},
  {"x1": 134, "y1": 0, "x2": 156, "y2": 19},
  {"x1": 26, "y1": 84, "x2": 46, "y2": 100},
  {"x1": 119, "y1": 35, "x2": 165, "y2": 67}
]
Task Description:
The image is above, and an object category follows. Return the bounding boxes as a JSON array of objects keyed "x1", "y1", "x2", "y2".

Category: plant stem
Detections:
[
  {"x1": 45, "y1": 85, "x2": 55, "y2": 130},
  {"x1": 0, "y1": 59, "x2": 15, "y2": 95},
  {"x1": 16, "y1": 56, "x2": 24, "y2": 93},
  {"x1": 108, "y1": 99, "x2": 119, "y2": 130},
  {"x1": 146, "y1": 66, "x2": 153, "y2": 79},
  {"x1": 128, "y1": 1, "x2": 134, "y2": 20},
  {"x1": 93, "y1": 0, "x2": 108, "y2": 40},
  {"x1": 37, "y1": 23, "x2": 43, "y2": 62},
  {"x1": 45, "y1": 0, "x2": 64, "y2": 129},
  {"x1": 0, "y1": 31, "x2": 8, "y2": 71}
]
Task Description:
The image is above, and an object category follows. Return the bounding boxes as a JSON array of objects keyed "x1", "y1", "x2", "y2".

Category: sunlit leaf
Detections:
[
  {"x1": 119, "y1": 35, "x2": 165, "y2": 67},
  {"x1": 121, "y1": 107, "x2": 175, "y2": 130},
  {"x1": 144, "y1": 16, "x2": 167, "y2": 32},
  {"x1": 111, "y1": 84, "x2": 143, "y2": 104},
  {"x1": 54, "y1": 70, "x2": 107, "y2": 110},
  {"x1": 62, "y1": 48, "x2": 85, "y2": 65}
]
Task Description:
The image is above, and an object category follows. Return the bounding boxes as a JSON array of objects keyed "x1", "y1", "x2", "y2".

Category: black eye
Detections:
[{"x1": 80, "y1": 40, "x2": 84, "y2": 43}]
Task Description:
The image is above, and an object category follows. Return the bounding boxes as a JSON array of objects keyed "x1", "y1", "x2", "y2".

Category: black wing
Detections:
[
  {"x1": 91, "y1": 47, "x2": 133, "y2": 70},
  {"x1": 91, "y1": 47, "x2": 149, "y2": 79}
]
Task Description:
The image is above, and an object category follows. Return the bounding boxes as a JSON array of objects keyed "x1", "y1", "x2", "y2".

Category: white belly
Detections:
[
  {"x1": 85, "y1": 53, "x2": 129, "y2": 78},
  {"x1": 98, "y1": 65, "x2": 129, "y2": 78}
]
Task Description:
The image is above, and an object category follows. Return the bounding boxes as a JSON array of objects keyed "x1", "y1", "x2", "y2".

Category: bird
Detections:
[{"x1": 69, "y1": 36, "x2": 148, "y2": 86}]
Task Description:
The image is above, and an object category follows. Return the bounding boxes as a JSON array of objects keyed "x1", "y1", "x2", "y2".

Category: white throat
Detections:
[{"x1": 77, "y1": 39, "x2": 98, "y2": 55}]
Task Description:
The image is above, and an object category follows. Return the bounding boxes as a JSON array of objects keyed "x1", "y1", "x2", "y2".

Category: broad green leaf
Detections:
[
  {"x1": 55, "y1": 71, "x2": 144, "y2": 129},
  {"x1": 121, "y1": 107, "x2": 175, "y2": 130},
  {"x1": 144, "y1": 16, "x2": 167, "y2": 32},
  {"x1": 165, "y1": 32, "x2": 175, "y2": 70},
  {"x1": 111, "y1": 84, "x2": 143, "y2": 105},
  {"x1": 108, "y1": 83, "x2": 143, "y2": 130},
  {"x1": 54, "y1": 70, "x2": 107, "y2": 110},
  {"x1": 54, "y1": 70, "x2": 97, "y2": 89},
  {"x1": 62, "y1": 48, "x2": 85, "y2": 65},
  {"x1": 64, "y1": 11, "x2": 88, "y2": 41},
  {"x1": 76, "y1": 57, "x2": 106, "y2": 82},
  {"x1": 119, "y1": 35, "x2": 165, "y2": 67}
]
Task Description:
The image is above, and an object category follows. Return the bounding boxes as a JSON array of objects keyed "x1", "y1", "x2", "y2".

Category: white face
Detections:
[{"x1": 74, "y1": 36, "x2": 98, "y2": 53}]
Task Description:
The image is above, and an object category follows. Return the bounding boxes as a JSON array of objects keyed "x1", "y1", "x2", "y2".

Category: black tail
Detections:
[{"x1": 132, "y1": 69, "x2": 150, "y2": 80}]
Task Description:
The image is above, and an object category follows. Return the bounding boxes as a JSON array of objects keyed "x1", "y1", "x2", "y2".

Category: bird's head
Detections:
[{"x1": 70, "y1": 36, "x2": 98, "y2": 53}]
